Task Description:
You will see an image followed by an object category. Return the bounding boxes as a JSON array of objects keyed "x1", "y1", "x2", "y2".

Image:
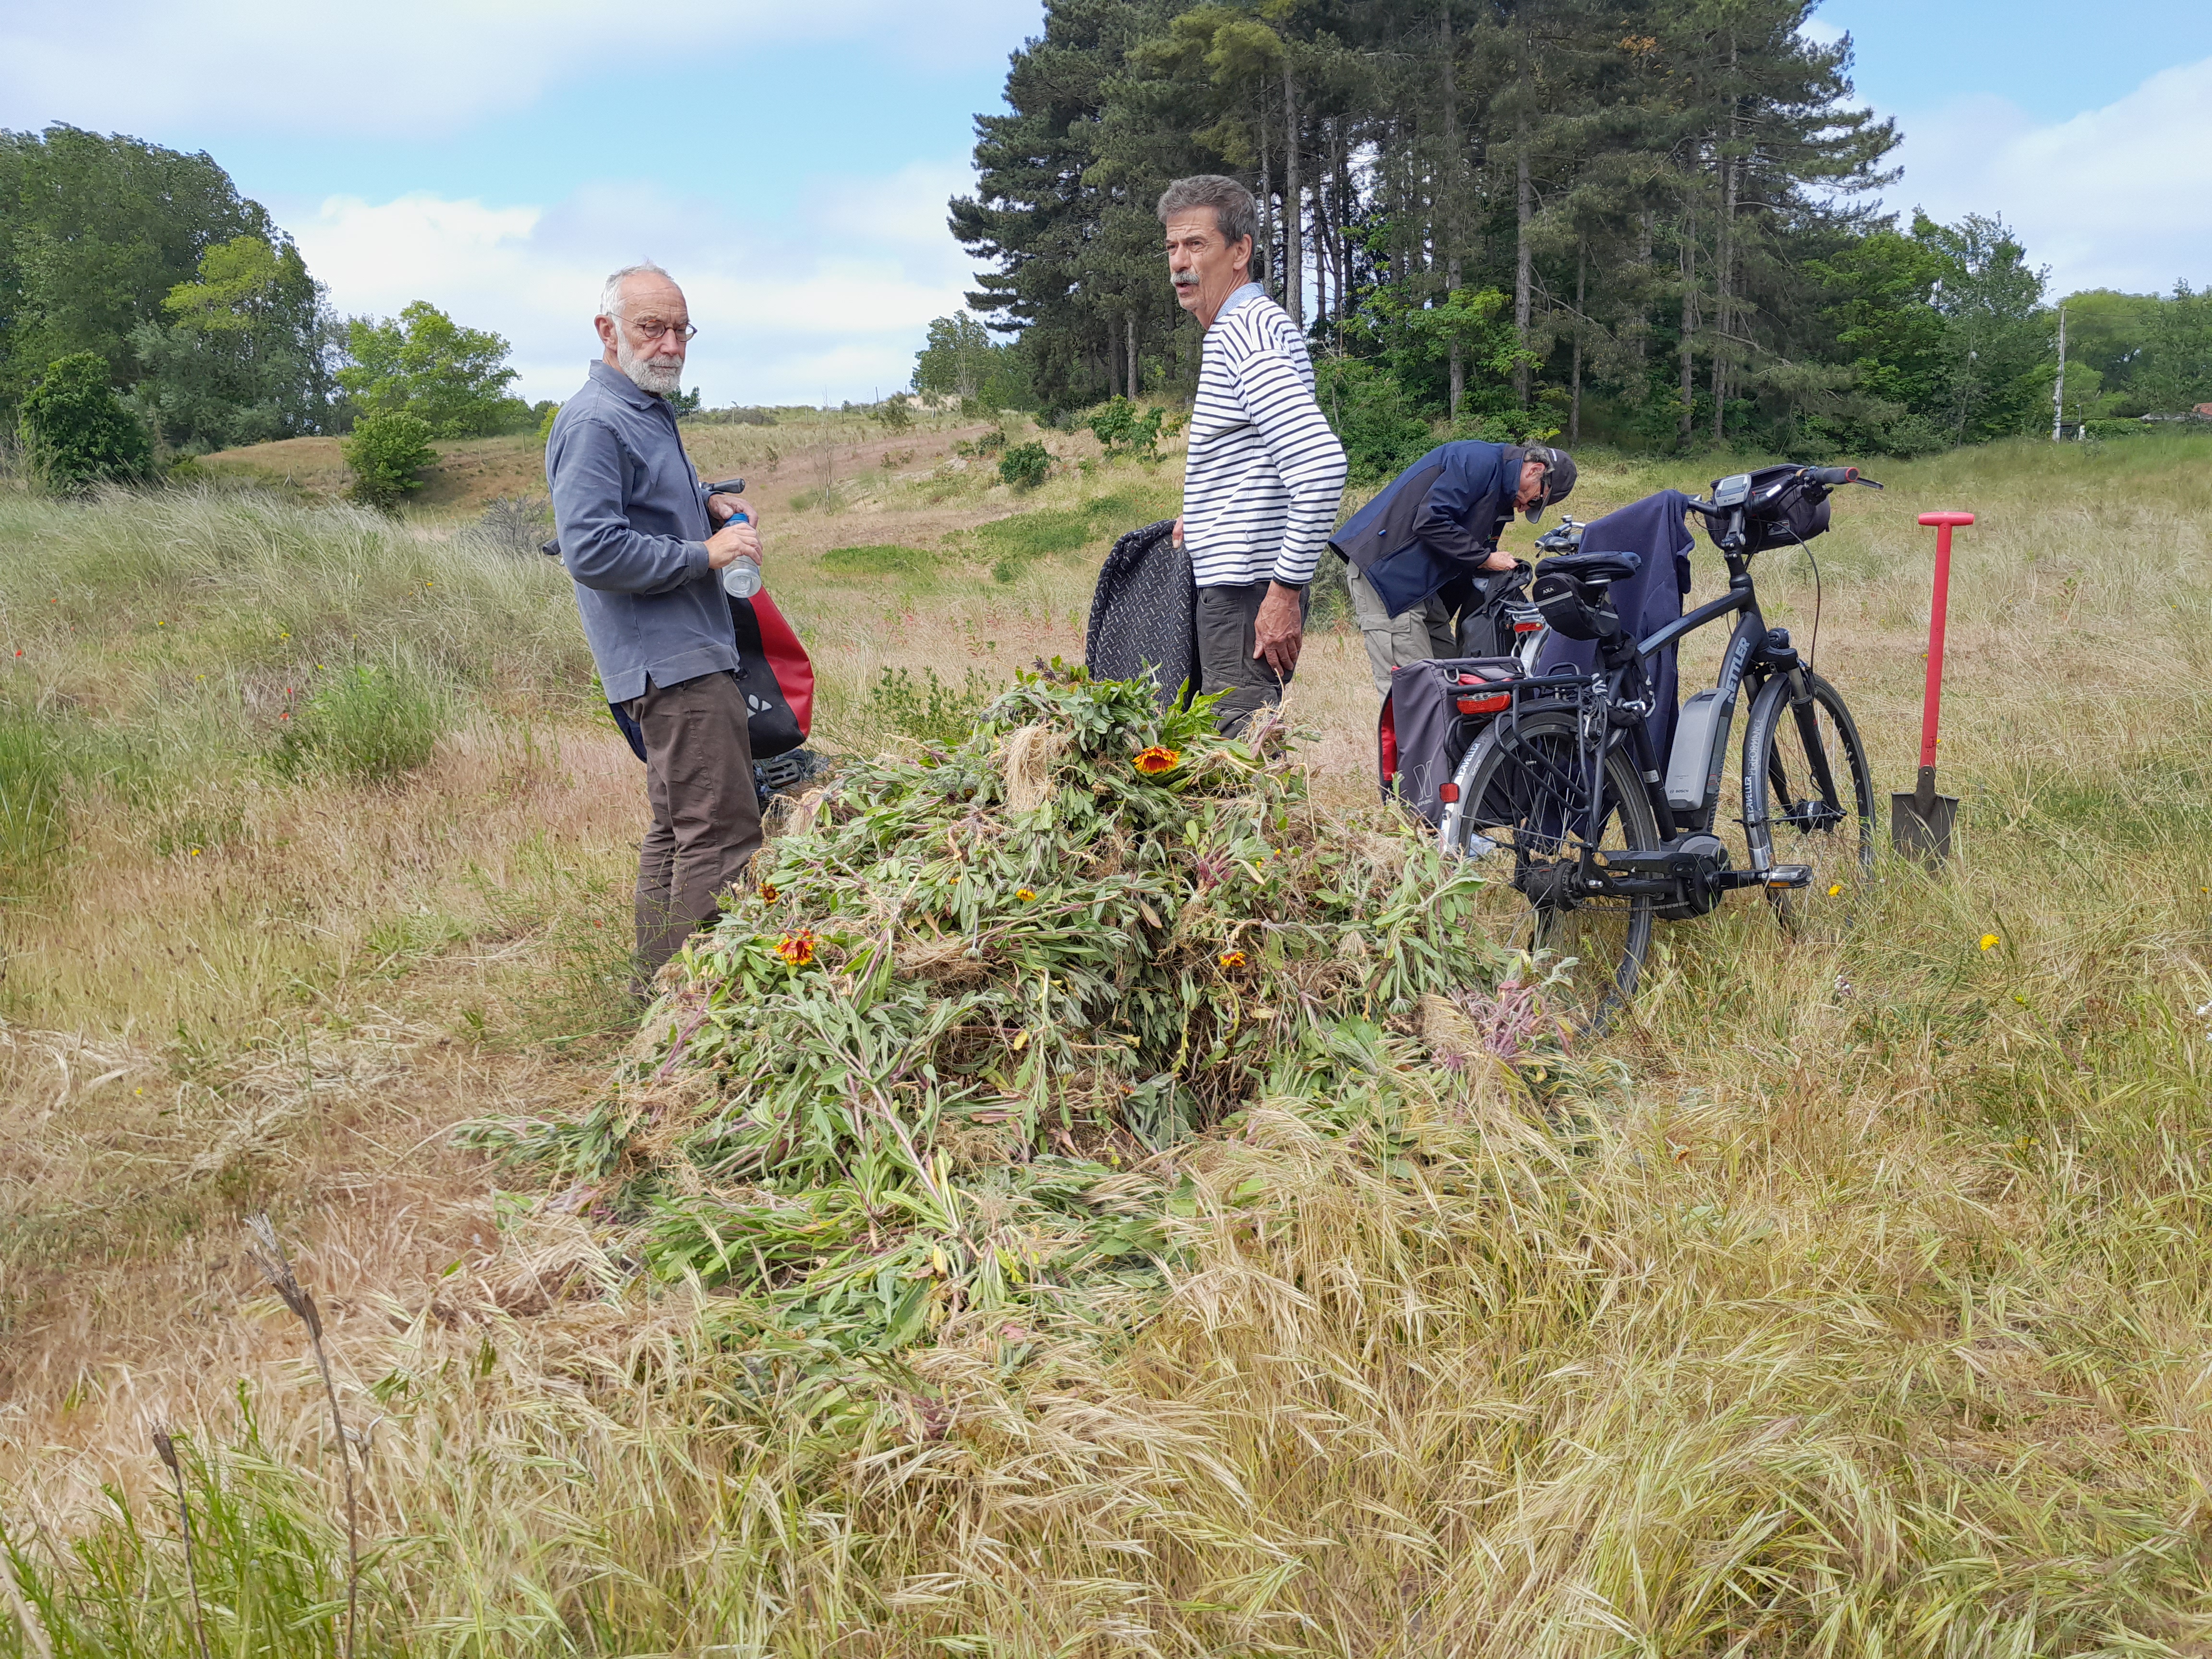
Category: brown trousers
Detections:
[
  {"x1": 624, "y1": 671, "x2": 762, "y2": 982},
  {"x1": 1195, "y1": 581, "x2": 1310, "y2": 735}
]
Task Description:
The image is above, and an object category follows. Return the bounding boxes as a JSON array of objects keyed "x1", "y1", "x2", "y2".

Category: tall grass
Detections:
[
  {"x1": 8, "y1": 434, "x2": 2212, "y2": 1655},
  {"x1": 0, "y1": 714, "x2": 67, "y2": 900},
  {"x1": 269, "y1": 655, "x2": 450, "y2": 784}
]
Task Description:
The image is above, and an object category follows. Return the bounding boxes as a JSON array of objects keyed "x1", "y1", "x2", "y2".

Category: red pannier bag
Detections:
[{"x1": 609, "y1": 588, "x2": 816, "y2": 762}]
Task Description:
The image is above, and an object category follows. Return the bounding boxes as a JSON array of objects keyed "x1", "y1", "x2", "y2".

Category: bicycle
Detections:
[{"x1": 1437, "y1": 464, "x2": 1884, "y2": 1020}]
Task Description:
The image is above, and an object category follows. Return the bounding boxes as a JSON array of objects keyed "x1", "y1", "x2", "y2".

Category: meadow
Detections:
[{"x1": 3, "y1": 413, "x2": 2212, "y2": 1656}]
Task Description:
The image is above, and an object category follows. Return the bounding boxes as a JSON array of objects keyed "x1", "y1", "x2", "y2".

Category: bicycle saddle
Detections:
[{"x1": 1535, "y1": 549, "x2": 1641, "y2": 585}]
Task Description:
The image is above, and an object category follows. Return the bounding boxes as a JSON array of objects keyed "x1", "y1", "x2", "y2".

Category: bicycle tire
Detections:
[
  {"x1": 1739, "y1": 673, "x2": 1875, "y2": 923},
  {"x1": 1443, "y1": 707, "x2": 1662, "y2": 1017}
]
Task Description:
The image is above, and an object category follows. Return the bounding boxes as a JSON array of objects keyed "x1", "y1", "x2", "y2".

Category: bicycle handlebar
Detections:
[
  {"x1": 1685, "y1": 465, "x2": 1883, "y2": 514},
  {"x1": 1806, "y1": 465, "x2": 1884, "y2": 489}
]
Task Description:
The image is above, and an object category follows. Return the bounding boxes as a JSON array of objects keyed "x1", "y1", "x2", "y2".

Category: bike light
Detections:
[
  {"x1": 1514, "y1": 619, "x2": 1544, "y2": 633},
  {"x1": 1456, "y1": 693, "x2": 1511, "y2": 714},
  {"x1": 1440, "y1": 782, "x2": 1461, "y2": 803}
]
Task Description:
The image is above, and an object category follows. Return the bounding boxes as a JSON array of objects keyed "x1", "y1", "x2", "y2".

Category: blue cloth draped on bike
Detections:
[{"x1": 1534, "y1": 489, "x2": 1696, "y2": 764}]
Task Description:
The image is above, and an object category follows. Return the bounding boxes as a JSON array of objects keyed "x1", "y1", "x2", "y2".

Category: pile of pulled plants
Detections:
[{"x1": 470, "y1": 670, "x2": 1556, "y2": 1354}]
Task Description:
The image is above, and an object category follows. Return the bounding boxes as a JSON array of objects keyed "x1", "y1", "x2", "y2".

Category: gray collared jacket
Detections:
[{"x1": 545, "y1": 360, "x2": 735, "y2": 703}]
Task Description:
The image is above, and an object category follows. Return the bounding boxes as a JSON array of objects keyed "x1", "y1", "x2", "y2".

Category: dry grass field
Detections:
[{"x1": 3, "y1": 417, "x2": 2212, "y2": 1656}]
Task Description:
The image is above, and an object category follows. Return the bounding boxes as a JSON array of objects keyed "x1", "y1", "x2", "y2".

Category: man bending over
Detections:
[{"x1": 1333, "y1": 440, "x2": 1577, "y2": 695}]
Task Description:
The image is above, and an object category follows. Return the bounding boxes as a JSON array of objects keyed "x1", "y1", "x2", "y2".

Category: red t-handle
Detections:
[{"x1": 1914, "y1": 513, "x2": 1974, "y2": 774}]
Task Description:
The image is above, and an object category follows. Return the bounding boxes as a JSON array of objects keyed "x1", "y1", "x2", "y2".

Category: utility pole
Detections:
[{"x1": 2052, "y1": 305, "x2": 2066, "y2": 441}]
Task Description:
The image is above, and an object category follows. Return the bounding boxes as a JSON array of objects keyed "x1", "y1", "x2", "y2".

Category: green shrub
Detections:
[
  {"x1": 271, "y1": 660, "x2": 449, "y2": 782},
  {"x1": 0, "y1": 713, "x2": 69, "y2": 897},
  {"x1": 871, "y1": 398, "x2": 914, "y2": 432},
  {"x1": 998, "y1": 440, "x2": 1051, "y2": 491},
  {"x1": 1086, "y1": 397, "x2": 1166, "y2": 458},
  {"x1": 1451, "y1": 405, "x2": 1563, "y2": 446},
  {"x1": 344, "y1": 410, "x2": 438, "y2": 509},
  {"x1": 20, "y1": 352, "x2": 152, "y2": 492},
  {"x1": 865, "y1": 667, "x2": 993, "y2": 746},
  {"x1": 1314, "y1": 356, "x2": 1433, "y2": 483},
  {"x1": 475, "y1": 492, "x2": 553, "y2": 558}
]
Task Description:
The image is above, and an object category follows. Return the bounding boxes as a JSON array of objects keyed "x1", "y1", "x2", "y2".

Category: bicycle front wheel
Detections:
[
  {"x1": 1444, "y1": 707, "x2": 1662, "y2": 1019},
  {"x1": 1740, "y1": 673, "x2": 1875, "y2": 921}
]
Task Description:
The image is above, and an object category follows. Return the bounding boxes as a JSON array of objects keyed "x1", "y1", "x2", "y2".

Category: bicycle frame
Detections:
[{"x1": 1479, "y1": 542, "x2": 1844, "y2": 893}]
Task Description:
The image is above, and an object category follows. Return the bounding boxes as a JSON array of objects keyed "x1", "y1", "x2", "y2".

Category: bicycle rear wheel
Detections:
[
  {"x1": 1443, "y1": 707, "x2": 1662, "y2": 1020},
  {"x1": 1740, "y1": 673, "x2": 1875, "y2": 922}
]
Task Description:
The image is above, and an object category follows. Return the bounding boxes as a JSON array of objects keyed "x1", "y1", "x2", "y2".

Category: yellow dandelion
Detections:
[
  {"x1": 1016, "y1": 888, "x2": 1037, "y2": 902},
  {"x1": 1827, "y1": 882, "x2": 1842, "y2": 897},
  {"x1": 1979, "y1": 933, "x2": 1999, "y2": 951}
]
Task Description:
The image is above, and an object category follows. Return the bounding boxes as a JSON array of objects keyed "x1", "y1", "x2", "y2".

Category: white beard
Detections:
[{"x1": 615, "y1": 334, "x2": 685, "y2": 397}]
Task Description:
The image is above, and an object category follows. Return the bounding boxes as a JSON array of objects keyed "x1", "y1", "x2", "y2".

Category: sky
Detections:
[{"x1": 2, "y1": 0, "x2": 2208, "y2": 408}]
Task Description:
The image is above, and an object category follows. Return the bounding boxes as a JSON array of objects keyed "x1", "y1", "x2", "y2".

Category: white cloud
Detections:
[
  {"x1": 1887, "y1": 56, "x2": 2212, "y2": 295},
  {"x1": 291, "y1": 161, "x2": 981, "y2": 406},
  {"x1": 0, "y1": 0, "x2": 1039, "y2": 137}
]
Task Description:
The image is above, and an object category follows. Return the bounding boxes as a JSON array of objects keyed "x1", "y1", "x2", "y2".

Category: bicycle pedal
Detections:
[{"x1": 1762, "y1": 864, "x2": 1814, "y2": 889}]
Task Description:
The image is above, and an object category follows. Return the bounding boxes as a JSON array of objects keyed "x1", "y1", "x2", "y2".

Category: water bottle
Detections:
[
  {"x1": 704, "y1": 474, "x2": 760, "y2": 597},
  {"x1": 721, "y1": 517, "x2": 761, "y2": 598}
]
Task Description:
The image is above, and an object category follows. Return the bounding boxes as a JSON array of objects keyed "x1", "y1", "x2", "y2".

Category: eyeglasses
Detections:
[{"x1": 624, "y1": 317, "x2": 697, "y2": 343}]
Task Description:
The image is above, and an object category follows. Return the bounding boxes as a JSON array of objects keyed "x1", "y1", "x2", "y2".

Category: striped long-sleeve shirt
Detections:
[{"x1": 1181, "y1": 283, "x2": 1347, "y2": 589}]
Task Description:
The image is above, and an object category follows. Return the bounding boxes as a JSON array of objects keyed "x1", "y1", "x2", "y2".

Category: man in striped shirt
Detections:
[{"x1": 1161, "y1": 175, "x2": 1347, "y2": 734}]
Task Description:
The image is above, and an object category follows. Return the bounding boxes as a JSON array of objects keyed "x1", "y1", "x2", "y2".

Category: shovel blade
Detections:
[{"x1": 1890, "y1": 790, "x2": 1959, "y2": 863}]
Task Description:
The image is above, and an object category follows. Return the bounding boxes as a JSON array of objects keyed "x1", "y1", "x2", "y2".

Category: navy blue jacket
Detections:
[
  {"x1": 546, "y1": 361, "x2": 734, "y2": 704},
  {"x1": 1327, "y1": 440, "x2": 1520, "y2": 617}
]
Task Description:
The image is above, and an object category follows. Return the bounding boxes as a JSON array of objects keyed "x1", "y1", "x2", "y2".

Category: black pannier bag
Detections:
[
  {"x1": 607, "y1": 589, "x2": 814, "y2": 765},
  {"x1": 1452, "y1": 562, "x2": 1539, "y2": 658},
  {"x1": 1377, "y1": 656, "x2": 1525, "y2": 827}
]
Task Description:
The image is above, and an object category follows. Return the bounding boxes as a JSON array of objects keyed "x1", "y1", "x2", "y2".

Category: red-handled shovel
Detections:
[{"x1": 1891, "y1": 511, "x2": 1972, "y2": 862}]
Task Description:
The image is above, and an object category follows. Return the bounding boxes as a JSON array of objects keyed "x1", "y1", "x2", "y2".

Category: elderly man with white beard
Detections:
[{"x1": 545, "y1": 262, "x2": 765, "y2": 987}]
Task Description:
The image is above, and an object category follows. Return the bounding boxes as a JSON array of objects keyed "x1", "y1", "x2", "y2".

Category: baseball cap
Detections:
[{"x1": 1523, "y1": 445, "x2": 1578, "y2": 520}]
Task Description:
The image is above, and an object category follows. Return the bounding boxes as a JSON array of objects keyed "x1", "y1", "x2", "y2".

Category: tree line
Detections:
[
  {"x1": 942, "y1": 0, "x2": 2212, "y2": 474},
  {"x1": 1, "y1": 125, "x2": 541, "y2": 488}
]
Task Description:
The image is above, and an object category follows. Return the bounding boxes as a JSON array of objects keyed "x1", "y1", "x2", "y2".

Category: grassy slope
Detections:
[{"x1": 3, "y1": 430, "x2": 2212, "y2": 1653}]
